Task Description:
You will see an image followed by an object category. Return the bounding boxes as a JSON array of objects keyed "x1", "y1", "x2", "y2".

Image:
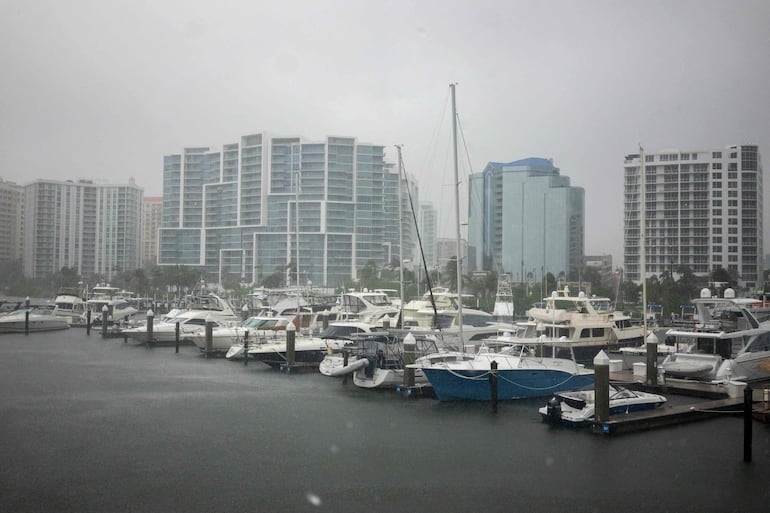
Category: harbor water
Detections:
[{"x1": 2, "y1": 328, "x2": 769, "y2": 513}]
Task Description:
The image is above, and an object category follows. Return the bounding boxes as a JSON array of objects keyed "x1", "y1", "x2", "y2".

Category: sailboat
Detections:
[{"x1": 413, "y1": 84, "x2": 595, "y2": 401}]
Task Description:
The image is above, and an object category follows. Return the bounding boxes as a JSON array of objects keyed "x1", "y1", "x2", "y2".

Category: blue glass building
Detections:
[{"x1": 467, "y1": 158, "x2": 584, "y2": 282}]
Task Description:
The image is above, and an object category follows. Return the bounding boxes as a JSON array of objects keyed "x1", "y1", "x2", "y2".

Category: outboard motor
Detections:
[{"x1": 545, "y1": 396, "x2": 562, "y2": 423}]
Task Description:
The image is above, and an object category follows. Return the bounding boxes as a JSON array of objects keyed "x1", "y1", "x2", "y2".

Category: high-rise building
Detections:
[
  {"x1": 418, "y1": 202, "x2": 438, "y2": 270},
  {"x1": 0, "y1": 178, "x2": 24, "y2": 264},
  {"x1": 158, "y1": 133, "x2": 417, "y2": 289},
  {"x1": 22, "y1": 179, "x2": 143, "y2": 280},
  {"x1": 467, "y1": 158, "x2": 585, "y2": 282},
  {"x1": 436, "y1": 237, "x2": 468, "y2": 271},
  {"x1": 623, "y1": 145, "x2": 763, "y2": 289},
  {"x1": 142, "y1": 196, "x2": 163, "y2": 267}
]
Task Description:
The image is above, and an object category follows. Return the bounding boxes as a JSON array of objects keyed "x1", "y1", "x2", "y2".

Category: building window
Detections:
[{"x1": 712, "y1": 151, "x2": 722, "y2": 158}]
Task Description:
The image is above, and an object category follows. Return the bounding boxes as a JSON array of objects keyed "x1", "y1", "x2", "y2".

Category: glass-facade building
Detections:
[
  {"x1": 158, "y1": 133, "x2": 417, "y2": 289},
  {"x1": 467, "y1": 158, "x2": 584, "y2": 282},
  {"x1": 623, "y1": 145, "x2": 763, "y2": 289},
  {"x1": 22, "y1": 179, "x2": 143, "y2": 279}
]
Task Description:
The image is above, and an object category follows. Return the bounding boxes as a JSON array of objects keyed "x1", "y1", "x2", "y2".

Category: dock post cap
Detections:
[
  {"x1": 286, "y1": 321, "x2": 296, "y2": 331},
  {"x1": 646, "y1": 331, "x2": 659, "y2": 343},
  {"x1": 102, "y1": 305, "x2": 109, "y2": 312},
  {"x1": 147, "y1": 308, "x2": 154, "y2": 317},
  {"x1": 242, "y1": 304, "x2": 249, "y2": 311},
  {"x1": 404, "y1": 332, "x2": 415, "y2": 344},
  {"x1": 593, "y1": 350, "x2": 610, "y2": 366}
]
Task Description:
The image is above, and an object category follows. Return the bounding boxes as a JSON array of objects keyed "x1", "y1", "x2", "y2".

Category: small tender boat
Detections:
[{"x1": 539, "y1": 384, "x2": 667, "y2": 427}]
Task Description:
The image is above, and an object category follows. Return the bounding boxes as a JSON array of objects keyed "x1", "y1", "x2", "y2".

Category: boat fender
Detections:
[{"x1": 545, "y1": 396, "x2": 562, "y2": 423}]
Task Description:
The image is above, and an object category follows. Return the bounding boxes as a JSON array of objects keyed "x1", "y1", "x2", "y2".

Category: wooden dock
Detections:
[{"x1": 587, "y1": 370, "x2": 761, "y2": 435}]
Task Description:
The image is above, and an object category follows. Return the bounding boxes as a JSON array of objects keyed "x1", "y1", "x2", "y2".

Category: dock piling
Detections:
[
  {"x1": 25, "y1": 310, "x2": 29, "y2": 336},
  {"x1": 205, "y1": 317, "x2": 214, "y2": 358},
  {"x1": 86, "y1": 309, "x2": 91, "y2": 336},
  {"x1": 594, "y1": 350, "x2": 610, "y2": 423},
  {"x1": 243, "y1": 331, "x2": 249, "y2": 367},
  {"x1": 403, "y1": 332, "x2": 416, "y2": 389},
  {"x1": 175, "y1": 321, "x2": 180, "y2": 353},
  {"x1": 744, "y1": 384, "x2": 753, "y2": 463},
  {"x1": 146, "y1": 309, "x2": 154, "y2": 348},
  {"x1": 645, "y1": 333, "x2": 658, "y2": 385},
  {"x1": 101, "y1": 305, "x2": 109, "y2": 338},
  {"x1": 489, "y1": 360, "x2": 498, "y2": 414},
  {"x1": 286, "y1": 322, "x2": 296, "y2": 367}
]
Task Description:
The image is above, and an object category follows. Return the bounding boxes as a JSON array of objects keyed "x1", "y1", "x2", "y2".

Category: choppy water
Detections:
[{"x1": 1, "y1": 328, "x2": 769, "y2": 513}]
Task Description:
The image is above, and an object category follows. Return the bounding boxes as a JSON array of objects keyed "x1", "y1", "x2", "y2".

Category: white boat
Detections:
[
  {"x1": 189, "y1": 315, "x2": 292, "y2": 356},
  {"x1": 248, "y1": 329, "x2": 352, "y2": 369},
  {"x1": 316, "y1": 321, "x2": 384, "y2": 376},
  {"x1": 121, "y1": 294, "x2": 239, "y2": 344},
  {"x1": 0, "y1": 306, "x2": 70, "y2": 333},
  {"x1": 539, "y1": 384, "x2": 667, "y2": 426},
  {"x1": 81, "y1": 284, "x2": 139, "y2": 325},
  {"x1": 660, "y1": 287, "x2": 770, "y2": 383},
  {"x1": 415, "y1": 336, "x2": 595, "y2": 401},
  {"x1": 346, "y1": 331, "x2": 441, "y2": 389},
  {"x1": 518, "y1": 286, "x2": 644, "y2": 364},
  {"x1": 52, "y1": 287, "x2": 87, "y2": 324}
]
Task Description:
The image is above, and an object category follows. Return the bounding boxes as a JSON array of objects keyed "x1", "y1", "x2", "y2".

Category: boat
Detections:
[
  {"x1": 0, "y1": 306, "x2": 70, "y2": 333},
  {"x1": 518, "y1": 286, "x2": 644, "y2": 364},
  {"x1": 415, "y1": 336, "x2": 595, "y2": 401},
  {"x1": 660, "y1": 287, "x2": 770, "y2": 383},
  {"x1": 81, "y1": 284, "x2": 139, "y2": 325},
  {"x1": 247, "y1": 326, "x2": 353, "y2": 369},
  {"x1": 316, "y1": 321, "x2": 384, "y2": 375},
  {"x1": 120, "y1": 294, "x2": 239, "y2": 344},
  {"x1": 52, "y1": 287, "x2": 87, "y2": 324},
  {"x1": 342, "y1": 331, "x2": 441, "y2": 389},
  {"x1": 539, "y1": 384, "x2": 667, "y2": 427},
  {"x1": 189, "y1": 314, "x2": 292, "y2": 355}
]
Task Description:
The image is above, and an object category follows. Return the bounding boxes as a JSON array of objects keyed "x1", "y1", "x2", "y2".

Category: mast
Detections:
[
  {"x1": 450, "y1": 83, "x2": 464, "y2": 348},
  {"x1": 640, "y1": 146, "x2": 648, "y2": 343},
  {"x1": 396, "y1": 144, "x2": 405, "y2": 329}
]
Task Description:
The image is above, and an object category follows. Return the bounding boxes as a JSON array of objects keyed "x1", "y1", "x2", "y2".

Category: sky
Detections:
[{"x1": 2, "y1": 0, "x2": 769, "y2": 266}]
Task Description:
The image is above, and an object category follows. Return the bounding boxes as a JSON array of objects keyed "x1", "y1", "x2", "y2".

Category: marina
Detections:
[{"x1": 2, "y1": 327, "x2": 770, "y2": 512}]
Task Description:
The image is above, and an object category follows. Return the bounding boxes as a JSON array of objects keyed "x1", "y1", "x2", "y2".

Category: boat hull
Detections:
[{"x1": 423, "y1": 367, "x2": 594, "y2": 401}]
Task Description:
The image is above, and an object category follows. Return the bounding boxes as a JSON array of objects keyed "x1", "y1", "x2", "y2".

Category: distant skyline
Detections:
[{"x1": 2, "y1": 0, "x2": 768, "y2": 266}]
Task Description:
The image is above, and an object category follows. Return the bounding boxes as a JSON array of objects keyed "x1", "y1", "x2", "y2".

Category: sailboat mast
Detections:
[
  {"x1": 450, "y1": 83, "x2": 464, "y2": 347},
  {"x1": 640, "y1": 146, "x2": 648, "y2": 342},
  {"x1": 397, "y1": 144, "x2": 405, "y2": 329}
]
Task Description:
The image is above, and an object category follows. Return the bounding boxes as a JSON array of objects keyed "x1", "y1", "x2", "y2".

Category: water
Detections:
[{"x1": 1, "y1": 329, "x2": 769, "y2": 513}]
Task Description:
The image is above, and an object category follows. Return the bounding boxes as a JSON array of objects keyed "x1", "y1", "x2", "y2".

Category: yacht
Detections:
[
  {"x1": 81, "y1": 285, "x2": 138, "y2": 325},
  {"x1": 0, "y1": 306, "x2": 69, "y2": 333},
  {"x1": 518, "y1": 286, "x2": 644, "y2": 364},
  {"x1": 52, "y1": 287, "x2": 87, "y2": 324},
  {"x1": 121, "y1": 294, "x2": 239, "y2": 343},
  {"x1": 660, "y1": 288, "x2": 770, "y2": 382}
]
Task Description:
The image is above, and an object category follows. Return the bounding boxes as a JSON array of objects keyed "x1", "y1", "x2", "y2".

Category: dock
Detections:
[{"x1": 588, "y1": 369, "x2": 757, "y2": 435}]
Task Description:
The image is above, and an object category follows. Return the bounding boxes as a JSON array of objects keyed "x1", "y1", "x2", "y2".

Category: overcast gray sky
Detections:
[{"x1": 2, "y1": 0, "x2": 768, "y2": 265}]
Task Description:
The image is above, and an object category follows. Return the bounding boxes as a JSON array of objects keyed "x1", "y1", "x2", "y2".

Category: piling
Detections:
[
  {"x1": 403, "y1": 332, "x2": 416, "y2": 388},
  {"x1": 286, "y1": 321, "x2": 296, "y2": 366},
  {"x1": 24, "y1": 310, "x2": 29, "y2": 336},
  {"x1": 489, "y1": 360, "x2": 498, "y2": 414},
  {"x1": 243, "y1": 330, "x2": 249, "y2": 367},
  {"x1": 205, "y1": 317, "x2": 214, "y2": 358},
  {"x1": 25, "y1": 296, "x2": 30, "y2": 308},
  {"x1": 241, "y1": 304, "x2": 249, "y2": 322},
  {"x1": 645, "y1": 332, "x2": 658, "y2": 386},
  {"x1": 744, "y1": 384, "x2": 753, "y2": 463},
  {"x1": 86, "y1": 309, "x2": 91, "y2": 336},
  {"x1": 146, "y1": 309, "x2": 154, "y2": 347},
  {"x1": 322, "y1": 310, "x2": 329, "y2": 331},
  {"x1": 594, "y1": 350, "x2": 610, "y2": 423},
  {"x1": 175, "y1": 321, "x2": 180, "y2": 353},
  {"x1": 101, "y1": 305, "x2": 109, "y2": 337},
  {"x1": 382, "y1": 315, "x2": 391, "y2": 330}
]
